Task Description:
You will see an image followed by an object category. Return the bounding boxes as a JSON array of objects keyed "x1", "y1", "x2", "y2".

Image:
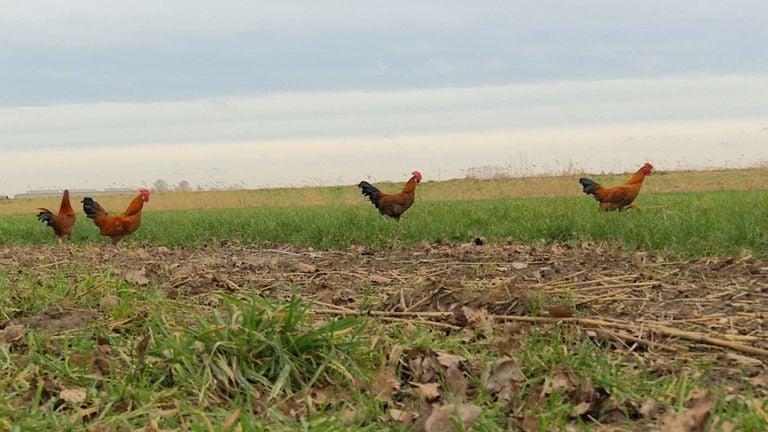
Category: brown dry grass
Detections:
[{"x1": 2, "y1": 167, "x2": 766, "y2": 215}]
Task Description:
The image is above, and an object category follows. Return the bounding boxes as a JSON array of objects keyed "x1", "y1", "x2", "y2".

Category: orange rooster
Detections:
[
  {"x1": 82, "y1": 189, "x2": 151, "y2": 244},
  {"x1": 579, "y1": 163, "x2": 653, "y2": 211},
  {"x1": 358, "y1": 171, "x2": 422, "y2": 220},
  {"x1": 36, "y1": 189, "x2": 77, "y2": 241}
]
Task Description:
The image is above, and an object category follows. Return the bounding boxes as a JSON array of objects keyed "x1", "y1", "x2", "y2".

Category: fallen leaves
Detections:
[
  {"x1": 658, "y1": 392, "x2": 713, "y2": 432},
  {"x1": 297, "y1": 262, "x2": 317, "y2": 273},
  {"x1": 136, "y1": 335, "x2": 150, "y2": 366},
  {"x1": 371, "y1": 367, "x2": 400, "y2": 405},
  {"x1": 0, "y1": 324, "x2": 26, "y2": 346},
  {"x1": 370, "y1": 274, "x2": 393, "y2": 285},
  {"x1": 375, "y1": 347, "x2": 485, "y2": 431},
  {"x1": 123, "y1": 268, "x2": 149, "y2": 286},
  {"x1": 423, "y1": 403, "x2": 482, "y2": 432},
  {"x1": 60, "y1": 387, "x2": 88, "y2": 404},
  {"x1": 98, "y1": 294, "x2": 119, "y2": 311},
  {"x1": 411, "y1": 382, "x2": 441, "y2": 402},
  {"x1": 541, "y1": 364, "x2": 577, "y2": 397},
  {"x1": 435, "y1": 350, "x2": 465, "y2": 370},
  {"x1": 445, "y1": 366, "x2": 468, "y2": 400},
  {"x1": 484, "y1": 357, "x2": 526, "y2": 405},
  {"x1": 454, "y1": 306, "x2": 494, "y2": 336},
  {"x1": 750, "y1": 371, "x2": 768, "y2": 389},
  {"x1": 0, "y1": 241, "x2": 765, "y2": 431}
]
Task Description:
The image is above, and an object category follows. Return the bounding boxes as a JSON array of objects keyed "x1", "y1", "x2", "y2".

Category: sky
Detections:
[{"x1": 1, "y1": 1, "x2": 768, "y2": 195}]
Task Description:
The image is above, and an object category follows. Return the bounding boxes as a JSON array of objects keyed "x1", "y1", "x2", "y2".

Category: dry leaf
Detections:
[
  {"x1": 435, "y1": 351, "x2": 465, "y2": 369},
  {"x1": 212, "y1": 272, "x2": 229, "y2": 284},
  {"x1": 750, "y1": 371, "x2": 768, "y2": 389},
  {"x1": 370, "y1": 275, "x2": 393, "y2": 284},
  {"x1": 298, "y1": 263, "x2": 317, "y2": 273},
  {"x1": 136, "y1": 335, "x2": 150, "y2": 365},
  {"x1": 725, "y1": 353, "x2": 763, "y2": 367},
  {"x1": 542, "y1": 364, "x2": 577, "y2": 396},
  {"x1": 640, "y1": 399, "x2": 662, "y2": 420},
  {"x1": 124, "y1": 268, "x2": 149, "y2": 286},
  {"x1": 484, "y1": 357, "x2": 525, "y2": 405},
  {"x1": 389, "y1": 408, "x2": 418, "y2": 425},
  {"x1": 460, "y1": 306, "x2": 494, "y2": 335},
  {"x1": 99, "y1": 295, "x2": 119, "y2": 311},
  {"x1": 371, "y1": 367, "x2": 400, "y2": 404},
  {"x1": 60, "y1": 387, "x2": 87, "y2": 404},
  {"x1": 315, "y1": 289, "x2": 338, "y2": 304},
  {"x1": 511, "y1": 262, "x2": 529, "y2": 270},
  {"x1": 485, "y1": 357, "x2": 525, "y2": 393},
  {"x1": 408, "y1": 353, "x2": 440, "y2": 383},
  {"x1": 424, "y1": 403, "x2": 482, "y2": 432},
  {"x1": 570, "y1": 401, "x2": 591, "y2": 418},
  {"x1": 547, "y1": 303, "x2": 574, "y2": 318},
  {"x1": 412, "y1": 382, "x2": 441, "y2": 401},
  {"x1": 93, "y1": 356, "x2": 110, "y2": 374},
  {"x1": 0, "y1": 324, "x2": 26, "y2": 344},
  {"x1": 658, "y1": 392, "x2": 713, "y2": 432},
  {"x1": 521, "y1": 411, "x2": 539, "y2": 432},
  {"x1": 713, "y1": 419, "x2": 735, "y2": 432},
  {"x1": 445, "y1": 366, "x2": 468, "y2": 400}
]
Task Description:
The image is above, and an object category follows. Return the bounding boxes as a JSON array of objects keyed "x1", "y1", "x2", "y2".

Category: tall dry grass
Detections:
[{"x1": 1, "y1": 167, "x2": 766, "y2": 215}]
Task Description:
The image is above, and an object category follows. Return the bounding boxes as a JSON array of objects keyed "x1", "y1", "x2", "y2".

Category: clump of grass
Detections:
[{"x1": 153, "y1": 293, "x2": 373, "y2": 403}]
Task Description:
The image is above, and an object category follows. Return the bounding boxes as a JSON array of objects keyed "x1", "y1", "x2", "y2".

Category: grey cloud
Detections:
[{"x1": 1, "y1": 1, "x2": 767, "y2": 106}]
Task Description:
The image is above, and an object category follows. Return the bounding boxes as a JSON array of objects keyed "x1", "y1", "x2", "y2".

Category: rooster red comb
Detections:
[
  {"x1": 139, "y1": 188, "x2": 151, "y2": 201},
  {"x1": 411, "y1": 171, "x2": 423, "y2": 182}
]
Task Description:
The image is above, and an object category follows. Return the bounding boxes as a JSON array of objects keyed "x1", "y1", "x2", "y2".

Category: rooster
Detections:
[
  {"x1": 82, "y1": 189, "x2": 151, "y2": 245},
  {"x1": 36, "y1": 189, "x2": 77, "y2": 242},
  {"x1": 579, "y1": 163, "x2": 653, "y2": 211},
  {"x1": 358, "y1": 171, "x2": 422, "y2": 220}
]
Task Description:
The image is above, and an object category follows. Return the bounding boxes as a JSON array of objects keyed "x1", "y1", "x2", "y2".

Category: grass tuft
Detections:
[{"x1": 153, "y1": 293, "x2": 373, "y2": 403}]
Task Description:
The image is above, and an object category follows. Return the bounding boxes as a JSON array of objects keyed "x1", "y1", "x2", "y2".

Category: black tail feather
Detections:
[
  {"x1": 358, "y1": 181, "x2": 381, "y2": 208},
  {"x1": 579, "y1": 177, "x2": 601, "y2": 196},
  {"x1": 36, "y1": 208, "x2": 54, "y2": 226},
  {"x1": 81, "y1": 197, "x2": 103, "y2": 219}
]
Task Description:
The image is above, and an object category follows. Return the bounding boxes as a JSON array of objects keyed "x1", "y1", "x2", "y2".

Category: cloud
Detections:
[
  {"x1": 1, "y1": 74, "x2": 766, "y2": 194},
  {"x1": 2, "y1": 118, "x2": 765, "y2": 192},
  {"x1": 2, "y1": 1, "x2": 768, "y2": 105},
  {"x1": 2, "y1": 74, "x2": 767, "y2": 150}
]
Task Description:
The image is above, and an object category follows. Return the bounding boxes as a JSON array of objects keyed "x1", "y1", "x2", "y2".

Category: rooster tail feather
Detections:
[
  {"x1": 579, "y1": 177, "x2": 602, "y2": 196},
  {"x1": 82, "y1": 197, "x2": 104, "y2": 219},
  {"x1": 36, "y1": 208, "x2": 54, "y2": 225},
  {"x1": 358, "y1": 181, "x2": 382, "y2": 208}
]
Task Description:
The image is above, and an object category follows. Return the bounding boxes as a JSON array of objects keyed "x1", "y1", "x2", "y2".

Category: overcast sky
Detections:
[{"x1": 1, "y1": 1, "x2": 767, "y2": 195}]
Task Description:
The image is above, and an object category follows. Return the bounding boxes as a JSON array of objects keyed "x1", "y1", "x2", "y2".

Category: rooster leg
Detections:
[
  {"x1": 627, "y1": 204, "x2": 640, "y2": 210},
  {"x1": 396, "y1": 220, "x2": 407, "y2": 242}
]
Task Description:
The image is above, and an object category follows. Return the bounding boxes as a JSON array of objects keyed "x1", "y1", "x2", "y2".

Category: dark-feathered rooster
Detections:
[
  {"x1": 358, "y1": 171, "x2": 422, "y2": 220},
  {"x1": 37, "y1": 189, "x2": 76, "y2": 242}
]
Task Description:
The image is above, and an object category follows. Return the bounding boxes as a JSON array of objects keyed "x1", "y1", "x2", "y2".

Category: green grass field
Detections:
[
  {"x1": 1, "y1": 169, "x2": 767, "y2": 431},
  {"x1": 2, "y1": 189, "x2": 767, "y2": 258}
]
